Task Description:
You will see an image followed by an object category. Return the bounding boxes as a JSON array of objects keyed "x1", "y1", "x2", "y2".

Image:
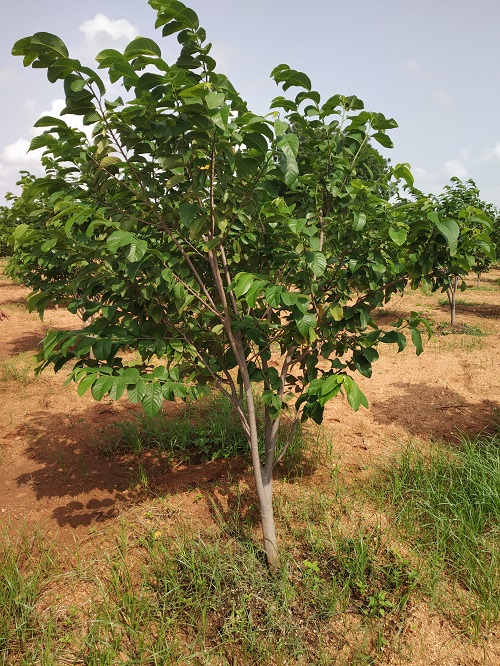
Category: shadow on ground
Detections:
[
  {"x1": 437, "y1": 302, "x2": 500, "y2": 320},
  {"x1": 370, "y1": 381, "x2": 499, "y2": 441},
  {"x1": 13, "y1": 402, "x2": 251, "y2": 530}
]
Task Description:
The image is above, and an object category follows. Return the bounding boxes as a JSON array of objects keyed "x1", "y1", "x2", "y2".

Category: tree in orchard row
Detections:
[
  {"x1": 406, "y1": 179, "x2": 496, "y2": 326},
  {"x1": 11, "y1": 0, "x2": 480, "y2": 567},
  {"x1": 433, "y1": 179, "x2": 498, "y2": 311}
]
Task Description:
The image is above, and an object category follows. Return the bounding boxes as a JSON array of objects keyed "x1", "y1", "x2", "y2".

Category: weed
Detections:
[
  {"x1": 438, "y1": 298, "x2": 482, "y2": 307},
  {"x1": 1, "y1": 353, "x2": 36, "y2": 385},
  {"x1": 369, "y1": 432, "x2": 500, "y2": 632},
  {"x1": 0, "y1": 531, "x2": 59, "y2": 665},
  {"x1": 102, "y1": 392, "x2": 310, "y2": 475},
  {"x1": 433, "y1": 321, "x2": 486, "y2": 336}
]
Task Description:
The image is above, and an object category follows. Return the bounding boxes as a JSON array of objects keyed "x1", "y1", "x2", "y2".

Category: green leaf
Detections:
[
  {"x1": 100, "y1": 156, "x2": 122, "y2": 169},
  {"x1": 91, "y1": 376, "x2": 114, "y2": 401},
  {"x1": 245, "y1": 279, "x2": 267, "y2": 307},
  {"x1": 206, "y1": 91, "x2": 224, "y2": 109},
  {"x1": 295, "y1": 312, "x2": 317, "y2": 337},
  {"x1": 278, "y1": 134, "x2": 299, "y2": 186},
  {"x1": 410, "y1": 327, "x2": 423, "y2": 356},
  {"x1": 179, "y1": 201, "x2": 199, "y2": 227},
  {"x1": 393, "y1": 163, "x2": 414, "y2": 188},
  {"x1": 77, "y1": 373, "x2": 98, "y2": 397},
  {"x1": 126, "y1": 238, "x2": 147, "y2": 262},
  {"x1": 92, "y1": 338, "x2": 113, "y2": 361},
  {"x1": 306, "y1": 251, "x2": 327, "y2": 276},
  {"x1": 70, "y1": 78, "x2": 86, "y2": 92},
  {"x1": 330, "y1": 304, "x2": 344, "y2": 321},
  {"x1": 233, "y1": 273, "x2": 254, "y2": 298},
  {"x1": 353, "y1": 212, "x2": 366, "y2": 231},
  {"x1": 142, "y1": 382, "x2": 164, "y2": 417},
  {"x1": 278, "y1": 132, "x2": 299, "y2": 157},
  {"x1": 371, "y1": 132, "x2": 393, "y2": 148},
  {"x1": 432, "y1": 216, "x2": 460, "y2": 256},
  {"x1": 166, "y1": 174, "x2": 186, "y2": 189},
  {"x1": 343, "y1": 375, "x2": 368, "y2": 411},
  {"x1": 124, "y1": 37, "x2": 161, "y2": 58},
  {"x1": 30, "y1": 32, "x2": 69, "y2": 58},
  {"x1": 33, "y1": 116, "x2": 68, "y2": 128},
  {"x1": 274, "y1": 119, "x2": 288, "y2": 136},
  {"x1": 128, "y1": 379, "x2": 146, "y2": 403},
  {"x1": 389, "y1": 227, "x2": 408, "y2": 246},
  {"x1": 109, "y1": 377, "x2": 127, "y2": 401},
  {"x1": 271, "y1": 64, "x2": 312, "y2": 91},
  {"x1": 106, "y1": 230, "x2": 133, "y2": 254}
]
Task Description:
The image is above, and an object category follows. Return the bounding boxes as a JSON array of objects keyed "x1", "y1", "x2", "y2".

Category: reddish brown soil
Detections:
[{"x1": 0, "y1": 262, "x2": 499, "y2": 664}]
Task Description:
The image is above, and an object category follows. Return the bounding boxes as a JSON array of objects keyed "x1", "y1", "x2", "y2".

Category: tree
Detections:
[
  {"x1": 12, "y1": 0, "x2": 459, "y2": 567},
  {"x1": 430, "y1": 178, "x2": 496, "y2": 323}
]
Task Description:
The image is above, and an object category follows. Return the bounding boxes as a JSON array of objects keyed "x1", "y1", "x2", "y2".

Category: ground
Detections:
[{"x1": 1, "y1": 261, "x2": 499, "y2": 664}]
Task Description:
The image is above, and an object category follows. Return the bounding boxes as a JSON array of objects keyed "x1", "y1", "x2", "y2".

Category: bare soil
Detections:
[{"x1": 1, "y1": 262, "x2": 499, "y2": 665}]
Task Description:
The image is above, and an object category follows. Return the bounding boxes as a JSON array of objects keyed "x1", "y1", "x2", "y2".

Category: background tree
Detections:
[
  {"x1": 11, "y1": 0, "x2": 466, "y2": 567},
  {"x1": 431, "y1": 178, "x2": 496, "y2": 323}
]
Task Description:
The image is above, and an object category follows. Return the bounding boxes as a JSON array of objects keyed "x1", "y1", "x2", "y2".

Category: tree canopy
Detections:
[{"x1": 9, "y1": 0, "x2": 485, "y2": 566}]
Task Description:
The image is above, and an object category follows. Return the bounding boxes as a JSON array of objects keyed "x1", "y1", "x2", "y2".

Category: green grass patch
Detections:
[
  {"x1": 0, "y1": 531, "x2": 59, "y2": 664},
  {"x1": 1, "y1": 353, "x2": 36, "y2": 385},
  {"x1": 369, "y1": 432, "x2": 500, "y2": 633},
  {"x1": 101, "y1": 392, "x2": 310, "y2": 478},
  {"x1": 0, "y1": 508, "x2": 421, "y2": 665},
  {"x1": 433, "y1": 321, "x2": 486, "y2": 336},
  {"x1": 437, "y1": 298, "x2": 483, "y2": 308}
]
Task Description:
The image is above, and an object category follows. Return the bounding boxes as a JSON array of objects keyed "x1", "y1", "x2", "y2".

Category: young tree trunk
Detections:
[
  {"x1": 258, "y1": 469, "x2": 278, "y2": 568},
  {"x1": 447, "y1": 275, "x2": 458, "y2": 326},
  {"x1": 240, "y1": 381, "x2": 279, "y2": 569},
  {"x1": 476, "y1": 273, "x2": 481, "y2": 288}
]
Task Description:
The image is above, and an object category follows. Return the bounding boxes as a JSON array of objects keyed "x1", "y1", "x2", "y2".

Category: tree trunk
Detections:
[
  {"x1": 448, "y1": 275, "x2": 458, "y2": 326},
  {"x1": 241, "y1": 383, "x2": 279, "y2": 569},
  {"x1": 258, "y1": 472, "x2": 278, "y2": 568},
  {"x1": 476, "y1": 273, "x2": 481, "y2": 288}
]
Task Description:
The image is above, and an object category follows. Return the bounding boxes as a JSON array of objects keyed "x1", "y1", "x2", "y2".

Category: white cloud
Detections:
[
  {"x1": 434, "y1": 89, "x2": 452, "y2": 107},
  {"x1": 79, "y1": 13, "x2": 138, "y2": 44},
  {"x1": 412, "y1": 158, "x2": 470, "y2": 196},
  {"x1": 443, "y1": 159, "x2": 469, "y2": 181},
  {"x1": 0, "y1": 97, "x2": 92, "y2": 199},
  {"x1": 0, "y1": 69, "x2": 17, "y2": 84},
  {"x1": 401, "y1": 59, "x2": 426, "y2": 78},
  {"x1": 2, "y1": 138, "x2": 41, "y2": 164},
  {"x1": 0, "y1": 138, "x2": 44, "y2": 194},
  {"x1": 480, "y1": 141, "x2": 500, "y2": 163}
]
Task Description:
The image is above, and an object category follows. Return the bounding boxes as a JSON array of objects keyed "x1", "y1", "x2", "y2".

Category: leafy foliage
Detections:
[{"x1": 10, "y1": 0, "x2": 471, "y2": 564}]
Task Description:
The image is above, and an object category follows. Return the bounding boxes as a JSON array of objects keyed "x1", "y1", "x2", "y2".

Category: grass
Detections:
[
  {"x1": 438, "y1": 298, "x2": 483, "y2": 308},
  {"x1": 101, "y1": 392, "x2": 310, "y2": 479},
  {"x1": 1, "y1": 429, "x2": 499, "y2": 663},
  {"x1": 369, "y1": 431, "x2": 500, "y2": 634},
  {"x1": 0, "y1": 498, "x2": 420, "y2": 665},
  {"x1": 0, "y1": 353, "x2": 36, "y2": 385},
  {"x1": 433, "y1": 321, "x2": 486, "y2": 336},
  {"x1": 429, "y1": 321, "x2": 487, "y2": 351},
  {"x1": 0, "y1": 531, "x2": 59, "y2": 665},
  {"x1": 1, "y1": 392, "x2": 499, "y2": 662}
]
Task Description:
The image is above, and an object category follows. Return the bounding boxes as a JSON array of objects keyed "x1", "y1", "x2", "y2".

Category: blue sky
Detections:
[{"x1": 1, "y1": 0, "x2": 499, "y2": 205}]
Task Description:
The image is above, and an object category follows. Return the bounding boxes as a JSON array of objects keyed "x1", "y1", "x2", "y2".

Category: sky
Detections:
[{"x1": 1, "y1": 0, "x2": 499, "y2": 206}]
